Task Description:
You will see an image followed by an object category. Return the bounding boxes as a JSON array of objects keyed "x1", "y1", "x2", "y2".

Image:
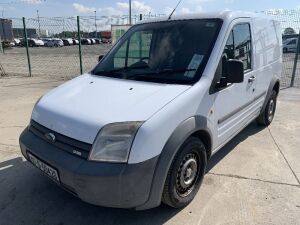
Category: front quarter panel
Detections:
[{"x1": 128, "y1": 76, "x2": 213, "y2": 164}]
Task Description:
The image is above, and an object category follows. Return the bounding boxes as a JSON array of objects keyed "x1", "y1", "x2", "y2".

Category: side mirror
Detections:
[
  {"x1": 226, "y1": 59, "x2": 244, "y2": 83},
  {"x1": 98, "y1": 55, "x2": 104, "y2": 62}
]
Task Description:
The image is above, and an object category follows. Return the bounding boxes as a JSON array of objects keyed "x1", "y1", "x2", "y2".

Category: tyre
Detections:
[
  {"x1": 162, "y1": 137, "x2": 207, "y2": 208},
  {"x1": 256, "y1": 90, "x2": 277, "y2": 126}
]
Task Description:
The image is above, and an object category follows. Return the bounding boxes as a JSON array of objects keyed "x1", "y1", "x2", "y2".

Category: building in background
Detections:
[
  {"x1": 0, "y1": 18, "x2": 13, "y2": 48},
  {"x1": 111, "y1": 25, "x2": 131, "y2": 44},
  {"x1": 13, "y1": 28, "x2": 48, "y2": 38}
]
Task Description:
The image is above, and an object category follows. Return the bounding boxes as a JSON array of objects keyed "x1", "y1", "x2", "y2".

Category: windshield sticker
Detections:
[{"x1": 184, "y1": 54, "x2": 204, "y2": 78}]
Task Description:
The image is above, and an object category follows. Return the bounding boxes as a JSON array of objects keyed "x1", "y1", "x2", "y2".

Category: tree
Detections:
[{"x1": 284, "y1": 27, "x2": 296, "y2": 35}]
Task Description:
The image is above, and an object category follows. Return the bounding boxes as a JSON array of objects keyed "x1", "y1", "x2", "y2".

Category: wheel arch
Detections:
[
  {"x1": 136, "y1": 116, "x2": 212, "y2": 210},
  {"x1": 191, "y1": 130, "x2": 212, "y2": 160},
  {"x1": 273, "y1": 81, "x2": 280, "y2": 95},
  {"x1": 260, "y1": 77, "x2": 280, "y2": 114}
]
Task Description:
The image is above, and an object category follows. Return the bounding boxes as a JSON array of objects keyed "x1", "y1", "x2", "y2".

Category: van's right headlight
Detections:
[{"x1": 88, "y1": 122, "x2": 143, "y2": 163}]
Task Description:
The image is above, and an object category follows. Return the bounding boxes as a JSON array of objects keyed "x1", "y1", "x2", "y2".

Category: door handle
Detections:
[{"x1": 248, "y1": 76, "x2": 256, "y2": 83}]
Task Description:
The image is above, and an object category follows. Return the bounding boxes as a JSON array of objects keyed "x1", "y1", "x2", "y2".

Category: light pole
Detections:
[
  {"x1": 94, "y1": 10, "x2": 97, "y2": 38},
  {"x1": 36, "y1": 10, "x2": 41, "y2": 38},
  {"x1": 129, "y1": 0, "x2": 132, "y2": 25}
]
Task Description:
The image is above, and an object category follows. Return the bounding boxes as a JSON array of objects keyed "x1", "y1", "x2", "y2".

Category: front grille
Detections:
[{"x1": 29, "y1": 120, "x2": 92, "y2": 159}]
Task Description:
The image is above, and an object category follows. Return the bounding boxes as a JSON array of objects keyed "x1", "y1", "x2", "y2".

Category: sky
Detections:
[{"x1": 1, "y1": 0, "x2": 300, "y2": 18}]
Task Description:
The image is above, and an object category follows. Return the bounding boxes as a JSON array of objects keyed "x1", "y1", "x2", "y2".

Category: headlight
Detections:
[{"x1": 89, "y1": 122, "x2": 143, "y2": 163}]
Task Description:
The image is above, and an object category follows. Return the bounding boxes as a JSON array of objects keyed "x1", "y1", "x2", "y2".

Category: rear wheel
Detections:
[
  {"x1": 256, "y1": 90, "x2": 277, "y2": 126},
  {"x1": 162, "y1": 137, "x2": 207, "y2": 208}
]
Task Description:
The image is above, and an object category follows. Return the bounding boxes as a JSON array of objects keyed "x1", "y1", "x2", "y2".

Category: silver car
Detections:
[{"x1": 44, "y1": 38, "x2": 64, "y2": 47}]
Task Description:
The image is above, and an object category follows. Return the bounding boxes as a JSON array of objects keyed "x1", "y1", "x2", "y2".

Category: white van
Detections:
[{"x1": 19, "y1": 11, "x2": 282, "y2": 210}]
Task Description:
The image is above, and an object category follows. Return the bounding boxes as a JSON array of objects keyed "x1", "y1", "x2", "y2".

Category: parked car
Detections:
[
  {"x1": 44, "y1": 38, "x2": 63, "y2": 47},
  {"x1": 19, "y1": 11, "x2": 281, "y2": 210},
  {"x1": 95, "y1": 38, "x2": 101, "y2": 44},
  {"x1": 14, "y1": 38, "x2": 21, "y2": 46},
  {"x1": 81, "y1": 38, "x2": 91, "y2": 45},
  {"x1": 62, "y1": 38, "x2": 73, "y2": 46},
  {"x1": 9, "y1": 42, "x2": 15, "y2": 47},
  {"x1": 90, "y1": 38, "x2": 96, "y2": 45},
  {"x1": 101, "y1": 38, "x2": 109, "y2": 44},
  {"x1": 282, "y1": 34, "x2": 299, "y2": 42},
  {"x1": 283, "y1": 38, "x2": 298, "y2": 53},
  {"x1": 20, "y1": 38, "x2": 44, "y2": 47},
  {"x1": 72, "y1": 39, "x2": 79, "y2": 45}
]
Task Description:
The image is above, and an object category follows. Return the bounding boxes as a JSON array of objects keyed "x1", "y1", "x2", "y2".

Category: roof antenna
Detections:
[{"x1": 168, "y1": 0, "x2": 183, "y2": 20}]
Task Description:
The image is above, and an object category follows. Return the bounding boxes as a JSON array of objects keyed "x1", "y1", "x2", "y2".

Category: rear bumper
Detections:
[{"x1": 19, "y1": 128, "x2": 159, "y2": 209}]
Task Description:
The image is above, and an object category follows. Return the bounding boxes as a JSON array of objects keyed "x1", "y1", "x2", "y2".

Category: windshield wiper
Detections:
[
  {"x1": 93, "y1": 67, "x2": 128, "y2": 76},
  {"x1": 93, "y1": 65, "x2": 150, "y2": 77},
  {"x1": 125, "y1": 68, "x2": 197, "y2": 80}
]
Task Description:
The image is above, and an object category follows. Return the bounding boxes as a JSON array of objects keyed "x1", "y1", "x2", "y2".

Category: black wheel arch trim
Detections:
[
  {"x1": 136, "y1": 115, "x2": 212, "y2": 210},
  {"x1": 260, "y1": 77, "x2": 280, "y2": 115}
]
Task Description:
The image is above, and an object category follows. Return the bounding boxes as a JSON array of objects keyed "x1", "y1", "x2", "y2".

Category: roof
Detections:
[{"x1": 137, "y1": 10, "x2": 271, "y2": 25}]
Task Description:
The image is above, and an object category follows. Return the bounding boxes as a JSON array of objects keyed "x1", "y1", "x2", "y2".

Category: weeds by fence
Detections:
[{"x1": 0, "y1": 11, "x2": 300, "y2": 88}]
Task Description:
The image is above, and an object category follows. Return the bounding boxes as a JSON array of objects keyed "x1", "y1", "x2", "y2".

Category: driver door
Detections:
[{"x1": 212, "y1": 21, "x2": 257, "y2": 150}]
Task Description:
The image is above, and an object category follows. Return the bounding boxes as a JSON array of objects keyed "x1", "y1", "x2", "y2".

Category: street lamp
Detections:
[
  {"x1": 36, "y1": 10, "x2": 41, "y2": 38},
  {"x1": 129, "y1": 0, "x2": 132, "y2": 25},
  {"x1": 94, "y1": 10, "x2": 97, "y2": 38}
]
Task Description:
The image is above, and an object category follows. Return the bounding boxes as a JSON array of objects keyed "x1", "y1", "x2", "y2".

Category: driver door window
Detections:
[
  {"x1": 215, "y1": 23, "x2": 252, "y2": 90},
  {"x1": 114, "y1": 31, "x2": 152, "y2": 68}
]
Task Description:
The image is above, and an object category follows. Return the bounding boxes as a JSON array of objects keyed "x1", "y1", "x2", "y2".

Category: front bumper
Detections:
[{"x1": 19, "y1": 128, "x2": 159, "y2": 209}]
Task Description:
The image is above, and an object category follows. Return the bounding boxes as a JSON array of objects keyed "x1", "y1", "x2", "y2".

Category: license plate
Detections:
[{"x1": 27, "y1": 152, "x2": 60, "y2": 183}]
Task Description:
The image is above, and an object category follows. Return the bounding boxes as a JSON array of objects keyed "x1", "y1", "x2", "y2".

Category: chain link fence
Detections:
[
  {"x1": 0, "y1": 14, "x2": 162, "y2": 80},
  {"x1": 0, "y1": 11, "x2": 300, "y2": 88},
  {"x1": 263, "y1": 10, "x2": 300, "y2": 88}
]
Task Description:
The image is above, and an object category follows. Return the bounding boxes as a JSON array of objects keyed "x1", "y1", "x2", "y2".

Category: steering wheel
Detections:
[{"x1": 140, "y1": 57, "x2": 149, "y2": 62}]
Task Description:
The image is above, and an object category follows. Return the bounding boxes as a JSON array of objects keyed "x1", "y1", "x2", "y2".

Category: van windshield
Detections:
[{"x1": 92, "y1": 19, "x2": 222, "y2": 84}]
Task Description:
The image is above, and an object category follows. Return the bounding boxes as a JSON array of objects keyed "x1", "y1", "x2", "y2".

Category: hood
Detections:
[{"x1": 32, "y1": 74, "x2": 190, "y2": 144}]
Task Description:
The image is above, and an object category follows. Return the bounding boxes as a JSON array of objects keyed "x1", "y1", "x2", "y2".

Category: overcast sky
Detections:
[{"x1": 1, "y1": 0, "x2": 300, "y2": 18}]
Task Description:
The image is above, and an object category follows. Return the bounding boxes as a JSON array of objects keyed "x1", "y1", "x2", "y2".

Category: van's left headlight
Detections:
[{"x1": 89, "y1": 122, "x2": 143, "y2": 163}]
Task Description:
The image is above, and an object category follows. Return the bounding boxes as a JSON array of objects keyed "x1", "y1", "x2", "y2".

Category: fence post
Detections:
[
  {"x1": 22, "y1": 17, "x2": 32, "y2": 77},
  {"x1": 291, "y1": 30, "x2": 300, "y2": 87},
  {"x1": 77, "y1": 16, "x2": 83, "y2": 75},
  {"x1": 0, "y1": 35, "x2": 3, "y2": 53}
]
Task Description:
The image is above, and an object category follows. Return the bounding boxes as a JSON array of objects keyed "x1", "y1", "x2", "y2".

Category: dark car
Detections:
[
  {"x1": 81, "y1": 38, "x2": 91, "y2": 45},
  {"x1": 95, "y1": 38, "x2": 101, "y2": 44},
  {"x1": 62, "y1": 39, "x2": 73, "y2": 46},
  {"x1": 72, "y1": 39, "x2": 79, "y2": 45}
]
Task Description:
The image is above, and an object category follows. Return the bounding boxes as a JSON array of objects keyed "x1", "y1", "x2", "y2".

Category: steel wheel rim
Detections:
[
  {"x1": 268, "y1": 98, "x2": 275, "y2": 122},
  {"x1": 176, "y1": 152, "x2": 199, "y2": 197}
]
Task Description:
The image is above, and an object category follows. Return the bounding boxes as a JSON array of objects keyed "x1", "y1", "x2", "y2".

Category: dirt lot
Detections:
[
  {"x1": 0, "y1": 45, "x2": 112, "y2": 79},
  {"x1": 0, "y1": 76, "x2": 299, "y2": 225}
]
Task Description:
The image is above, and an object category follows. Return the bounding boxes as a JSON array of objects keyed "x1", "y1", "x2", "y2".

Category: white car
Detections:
[
  {"x1": 14, "y1": 38, "x2": 21, "y2": 46},
  {"x1": 29, "y1": 38, "x2": 44, "y2": 47},
  {"x1": 20, "y1": 11, "x2": 281, "y2": 210},
  {"x1": 62, "y1": 38, "x2": 73, "y2": 46},
  {"x1": 283, "y1": 38, "x2": 298, "y2": 53},
  {"x1": 44, "y1": 38, "x2": 63, "y2": 47}
]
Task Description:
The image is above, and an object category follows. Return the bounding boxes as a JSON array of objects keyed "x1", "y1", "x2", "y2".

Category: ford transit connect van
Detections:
[{"x1": 19, "y1": 11, "x2": 282, "y2": 210}]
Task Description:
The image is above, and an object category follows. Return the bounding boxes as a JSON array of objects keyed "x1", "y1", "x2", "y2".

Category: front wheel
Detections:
[
  {"x1": 162, "y1": 137, "x2": 207, "y2": 208},
  {"x1": 256, "y1": 90, "x2": 277, "y2": 126}
]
